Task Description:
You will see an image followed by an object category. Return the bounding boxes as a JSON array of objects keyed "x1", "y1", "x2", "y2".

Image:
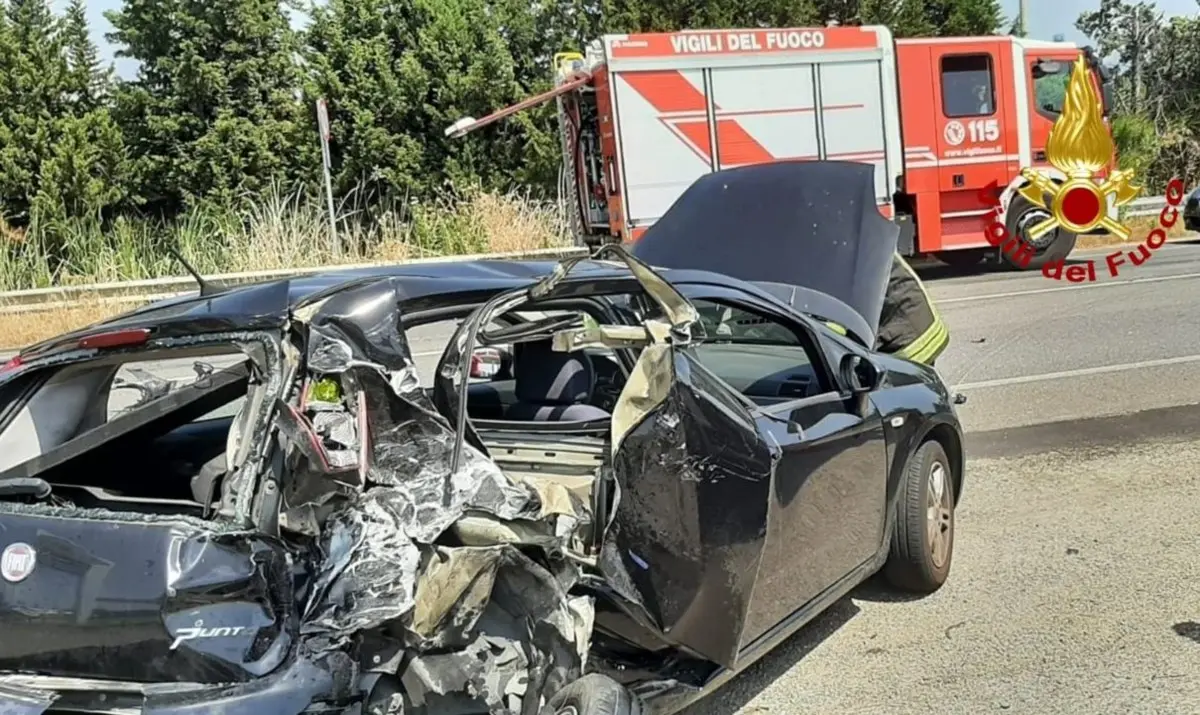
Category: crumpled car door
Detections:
[{"x1": 551, "y1": 250, "x2": 776, "y2": 669}]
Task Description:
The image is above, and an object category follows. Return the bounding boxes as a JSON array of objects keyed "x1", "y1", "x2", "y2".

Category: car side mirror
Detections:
[
  {"x1": 840, "y1": 354, "x2": 881, "y2": 394},
  {"x1": 469, "y1": 346, "x2": 513, "y2": 380}
]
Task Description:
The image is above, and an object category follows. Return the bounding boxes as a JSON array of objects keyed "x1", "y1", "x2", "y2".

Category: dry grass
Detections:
[
  {"x1": 0, "y1": 298, "x2": 135, "y2": 350},
  {"x1": 1074, "y1": 212, "x2": 1191, "y2": 249},
  {"x1": 0, "y1": 188, "x2": 570, "y2": 293},
  {"x1": 181, "y1": 187, "x2": 570, "y2": 274}
]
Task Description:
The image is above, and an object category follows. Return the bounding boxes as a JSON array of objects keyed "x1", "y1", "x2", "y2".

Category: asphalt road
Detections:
[
  {"x1": 24, "y1": 239, "x2": 1200, "y2": 713},
  {"x1": 933, "y1": 240, "x2": 1200, "y2": 435}
]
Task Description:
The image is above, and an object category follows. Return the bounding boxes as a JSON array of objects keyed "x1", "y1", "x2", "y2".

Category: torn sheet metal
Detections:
[
  {"x1": 610, "y1": 337, "x2": 674, "y2": 457},
  {"x1": 356, "y1": 368, "x2": 544, "y2": 540},
  {"x1": 275, "y1": 393, "x2": 365, "y2": 536},
  {"x1": 300, "y1": 278, "x2": 427, "y2": 405},
  {"x1": 300, "y1": 487, "x2": 424, "y2": 651},
  {"x1": 297, "y1": 355, "x2": 588, "y2": 662},
  {"x1": 400, "y1": 546, "x2": 594, "y2": 713},
  {"x1": 0, "y1": 683, "x2": 55, "y2": 715},
  {"x1": 291, "y1": 303, "x2": 596, "y2": 709}
]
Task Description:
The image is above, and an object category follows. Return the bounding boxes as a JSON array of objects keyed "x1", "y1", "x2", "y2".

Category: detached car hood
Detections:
[{"x1": 630, "y1": 161, "x2": 899, "y2": 344}]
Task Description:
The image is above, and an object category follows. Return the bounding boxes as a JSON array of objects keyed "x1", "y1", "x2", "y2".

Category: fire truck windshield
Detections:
[{"x1": 1031, "y1": 58, "x2": 1112, "y2": 119}]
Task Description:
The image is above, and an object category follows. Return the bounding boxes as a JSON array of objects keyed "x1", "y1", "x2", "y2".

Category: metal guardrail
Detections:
[
  {"x1": 0, "y1": 246, "x2": 590, "y2": 316},
  {"x1": 1124, "y1": 196, "x2": 1171, "y2": 218}
]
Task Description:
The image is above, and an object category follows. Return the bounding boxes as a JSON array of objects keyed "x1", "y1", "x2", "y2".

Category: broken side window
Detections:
[
  {"x1": 109, "y1": 353, "x2": 249, "y2": 419},
  {"x1": 0, "y1": 345, "x2": 257, "y2": 513}
]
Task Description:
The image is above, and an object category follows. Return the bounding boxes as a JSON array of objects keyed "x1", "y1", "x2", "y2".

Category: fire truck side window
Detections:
[
  {"x1": 1032, "y1": 61, "x2": 1070, "y2": 119},
  {"x1": 940, "y1": 54, "x2": 996, "y2": 118}
]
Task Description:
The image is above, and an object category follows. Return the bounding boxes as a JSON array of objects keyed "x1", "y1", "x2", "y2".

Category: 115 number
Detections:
[{"x1": 968, "y1": 118, "x2": 1000, "y2": 142}]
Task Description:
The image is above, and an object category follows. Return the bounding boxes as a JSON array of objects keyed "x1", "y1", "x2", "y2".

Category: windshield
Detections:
[
  {"x1": 694, "y1": 300, "x2": 802, "y2": 346},
  {"x1": 1033, "y1": 57, "x2": 1111, "y2": 119}
]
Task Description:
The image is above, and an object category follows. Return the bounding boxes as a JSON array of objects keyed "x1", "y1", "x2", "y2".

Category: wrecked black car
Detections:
[{"x1": 0, "y1": 172, "x2": 964, "y2": 715}]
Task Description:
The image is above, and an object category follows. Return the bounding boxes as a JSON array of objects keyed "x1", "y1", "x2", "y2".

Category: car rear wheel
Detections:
[
  {"x1": 544, "y1": 674, "x2": 637, "y2": 715},
  {"x1": 1004, "y1": 195, "x2": 1077, "y2": 270},
  {"x1": 883, "y1": 440, "x2": 955, "y2": 593}
]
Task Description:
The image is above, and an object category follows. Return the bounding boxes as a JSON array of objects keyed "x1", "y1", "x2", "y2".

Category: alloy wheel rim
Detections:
[{"x1": 926, "y1": 462, "x2": 953, "y2": 569}]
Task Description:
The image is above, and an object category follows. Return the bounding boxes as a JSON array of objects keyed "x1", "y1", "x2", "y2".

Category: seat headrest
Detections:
[{"x1": 512, "y1": 340, "x2": 595, "y2": 406}]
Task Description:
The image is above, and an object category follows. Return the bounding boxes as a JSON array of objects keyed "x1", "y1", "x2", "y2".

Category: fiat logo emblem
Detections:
[{"x1": 1, "y1": 542, "x2": 36, "y2": 583}]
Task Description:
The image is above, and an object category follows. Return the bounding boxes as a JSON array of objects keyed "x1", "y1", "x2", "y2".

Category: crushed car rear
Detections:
[{"x1": 0, "y1": 273, "x2": 601, "y2": 714}]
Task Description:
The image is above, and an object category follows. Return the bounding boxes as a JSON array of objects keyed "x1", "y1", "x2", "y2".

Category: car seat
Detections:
[{"x1": 505, "y1": 339, "x2": 610, "y2": 421}]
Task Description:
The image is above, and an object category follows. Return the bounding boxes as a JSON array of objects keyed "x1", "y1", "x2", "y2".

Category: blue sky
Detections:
[{"x1": 76, "y1": 0, "x2": 1199, "y2": 77}]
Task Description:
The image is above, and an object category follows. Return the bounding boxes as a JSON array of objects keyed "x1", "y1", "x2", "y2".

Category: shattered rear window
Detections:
[
  {"x1": 0, "y1": 346, "x2": 253, "y2": 477},
  {"x1": 109, "y1": 354, "x2": 249, "y2": 419}
]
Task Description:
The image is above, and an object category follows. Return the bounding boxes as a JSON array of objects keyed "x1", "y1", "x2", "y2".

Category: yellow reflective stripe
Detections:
[
  {"x1": 891, "y1": 254, "x2": 949, "y2": 364},
  {"x1": 897, "y1": 318, "x2": 949, "y2": 364},
  {"x1": 895, "y1": 314, "x2": 945, "y2": 358},
  {"x1": 911, "y1": 322, "x2": 949, "y2": 363},
  {"x1": 895, "y1": 319, "x2": 944, "y2": 361},
  {"x1": 824, "y1": 320, "x2": 847, "y2": 335}
]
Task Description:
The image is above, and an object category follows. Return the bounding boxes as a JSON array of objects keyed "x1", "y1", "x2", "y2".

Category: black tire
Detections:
[
  {"x1": 544, "y1": 674, "x2": 636, "y2": 715},
  {"x1": 1004, "y1": 195, "x2": 1077, "y2": 270},
  {"x1": 883, "y1": 440, "x2": 956, "y2": 593},
  {"x1": 934, "y1": 248, "x2": 988, "y2": 270}
]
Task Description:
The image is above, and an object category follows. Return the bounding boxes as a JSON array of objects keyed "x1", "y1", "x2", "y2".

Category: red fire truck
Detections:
[{"x1": 447, "y1": 25, "x2": 1115, "y2": 270}]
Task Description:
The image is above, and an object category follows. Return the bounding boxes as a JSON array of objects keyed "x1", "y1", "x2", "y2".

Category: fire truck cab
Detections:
[
  {"x1": 895, "y1": 35, "x2": 1113, "y2": 268},
  {"x1": 447, "y1": 26, "x2": 1113, "y2": 270}
]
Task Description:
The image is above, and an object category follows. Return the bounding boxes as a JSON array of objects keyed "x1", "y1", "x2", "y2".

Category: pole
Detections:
[
  {"x1": 316, "y1": 99, "x2": 339, "y2": 256},
  {"x1": 1018, "y1": 0, "x2": 1028, "y2": 36},
  {"x1": 1132, "y1": 13, "x2": 1143, "y2": 102}
]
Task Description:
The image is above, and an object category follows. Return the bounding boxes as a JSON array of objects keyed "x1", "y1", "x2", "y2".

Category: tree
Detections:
[
  {"x1": 1077, "y1": 0, "x2": 1160, "y2": 108},
  {"x1": 859, "y1": 0, "x2": 936, "y2": 36},
  {"x1": 60, "y1": 0, "x2": 110, "y2": 110},
  {"x1": 0, "y1": 0, "x2": 67, "y2": 223},
  {"x1": 106, "y1": 0, "x2": 310, "y2": 212},
  {"x1": 487, "y1": 0, "x2": 600, "y2": 192},
  {"x1": 597, "y1": 0, "x2": 820, "y2": 34},
  {"x1": 1077, "y1": 1, "x2": 1200, "y2": 190},
  {"x1": 305, "y1": 0, "x2": 550, "y2": 201},
  {"x1": 0, "y1": 0, "x2": 127, "y2": 268},
  {"x1": 917, "y1": 0, "x2": 1003, "y2": 36}
]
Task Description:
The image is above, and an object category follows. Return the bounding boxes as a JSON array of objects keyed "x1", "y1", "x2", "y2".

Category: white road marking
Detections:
[
  {"x1": 938, "y1": 269, "x2": 1200, "y2": 304},
  {"x1": 955, "y1": 353, "x2": 1200, "y2": 391}
]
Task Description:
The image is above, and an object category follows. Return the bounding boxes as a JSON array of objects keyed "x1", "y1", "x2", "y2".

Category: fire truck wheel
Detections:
[
  {"x1": 1004, "y1": 196, "x2": 1077, "y2": 270},
  {"x1": 934, "y1": 249, "x2": 987, "y2": 269}
]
